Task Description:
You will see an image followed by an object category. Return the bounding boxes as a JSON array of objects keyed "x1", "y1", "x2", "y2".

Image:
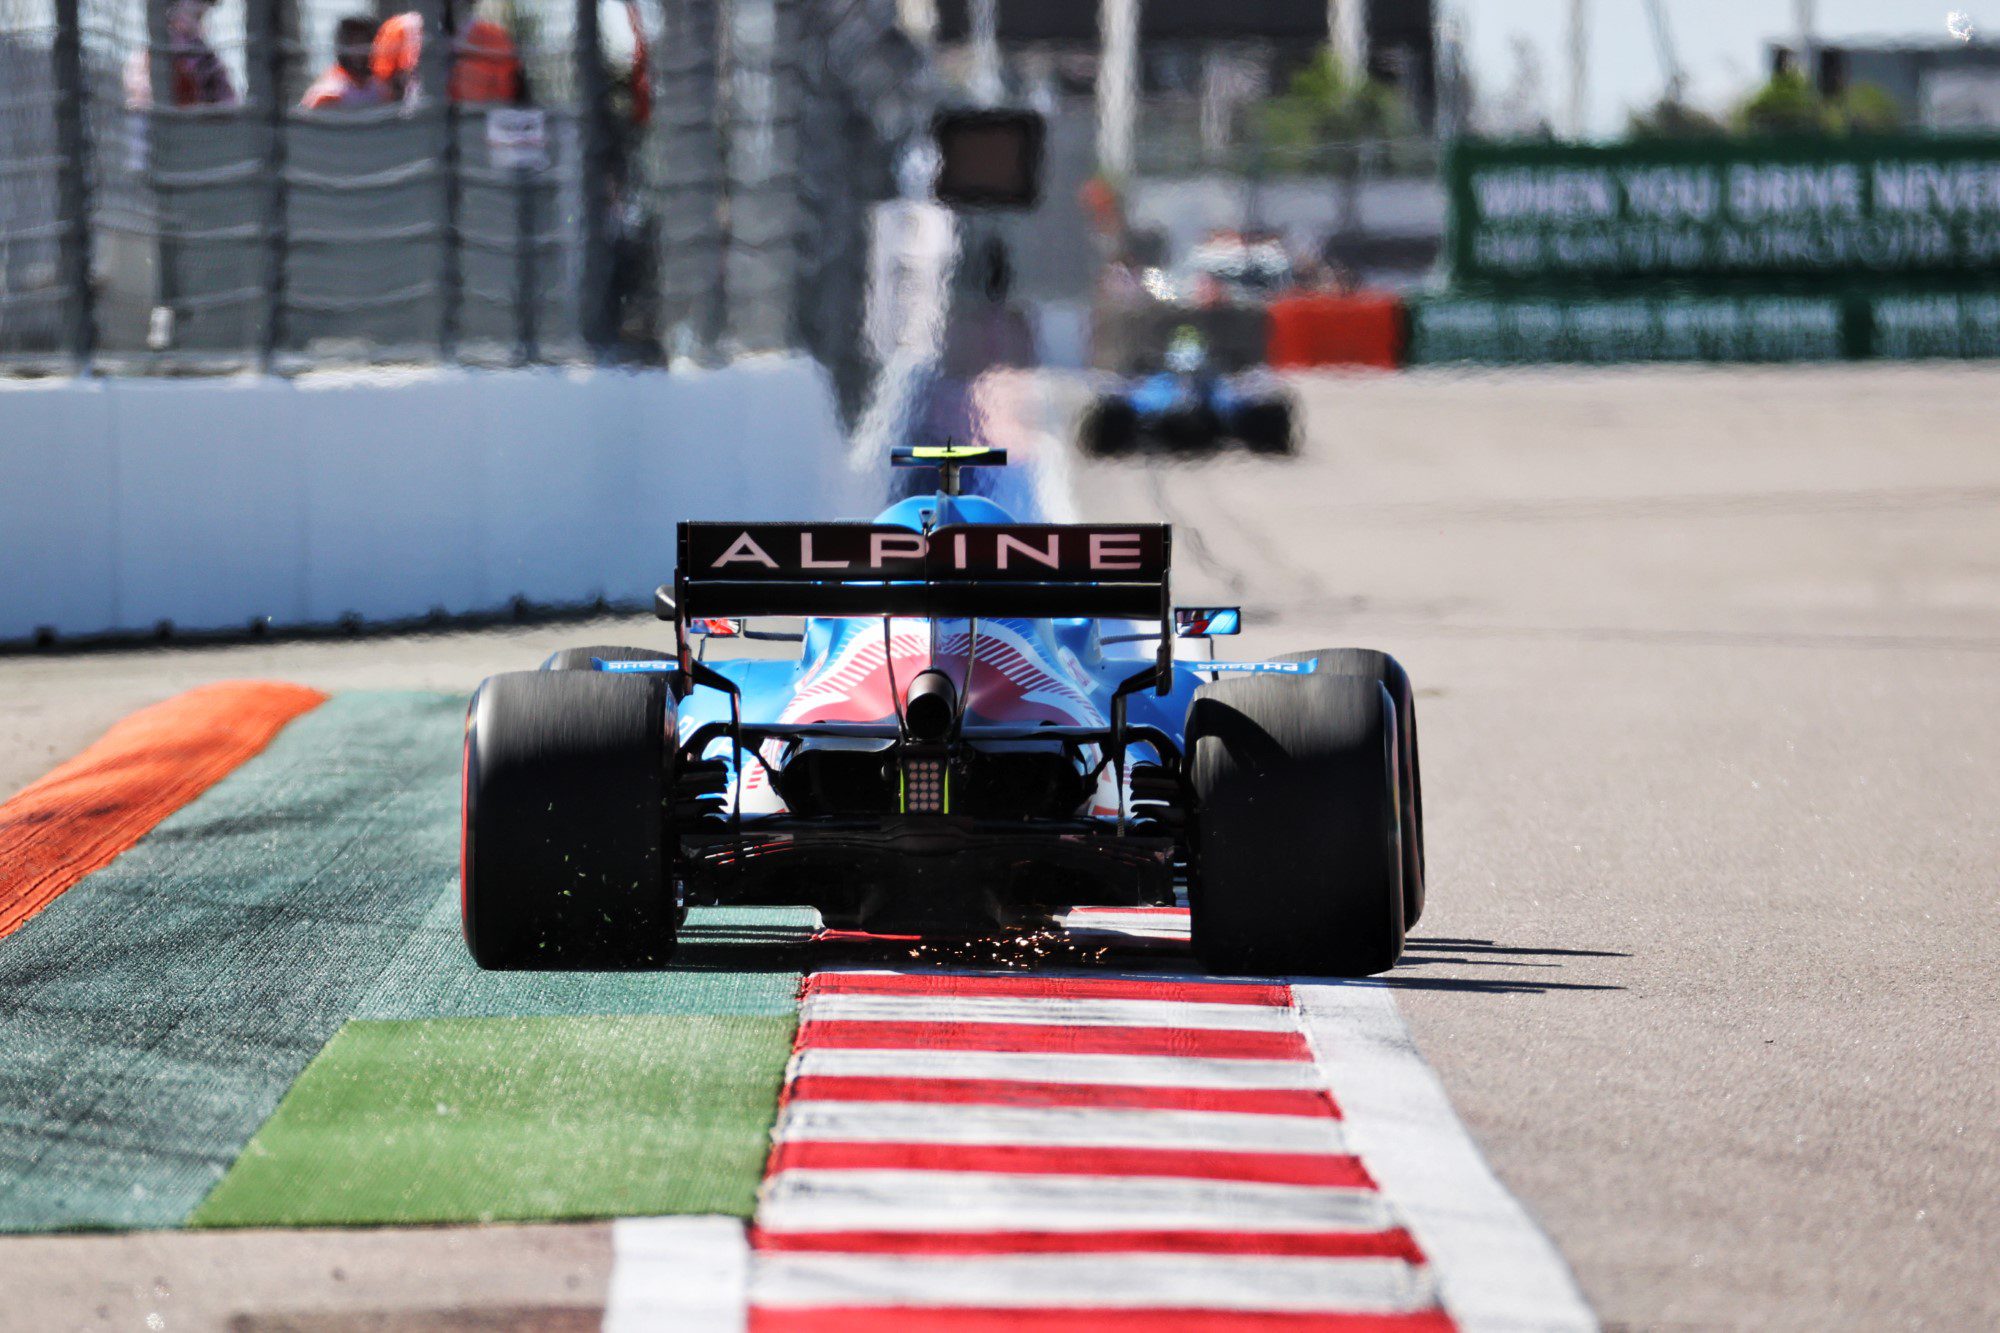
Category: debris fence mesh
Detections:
[{"x1": 0, "y1": 0, "x2": 928, "y2": 385}]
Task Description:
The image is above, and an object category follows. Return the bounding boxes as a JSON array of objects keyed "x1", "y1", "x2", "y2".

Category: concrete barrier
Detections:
[{"x1": 0, "y1": 359, "x2": 851, "y2": 643}]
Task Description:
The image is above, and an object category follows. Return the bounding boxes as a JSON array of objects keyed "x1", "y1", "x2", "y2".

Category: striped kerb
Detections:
[
  {"x1": 747, "y1": 926, "x2": 1458, "y2": 1331},
  {"x1": 0, "y1": 681, "x2": 328, "y2": 941}
]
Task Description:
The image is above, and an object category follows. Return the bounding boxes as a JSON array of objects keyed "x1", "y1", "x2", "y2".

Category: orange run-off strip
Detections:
[{"x1": 0, "y1": 680, "x2": 327, "y2": 941}]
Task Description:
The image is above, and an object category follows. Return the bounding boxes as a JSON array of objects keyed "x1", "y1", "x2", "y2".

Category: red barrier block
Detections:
[{"x1": 1267, "y1": 293, "x2": 1406, "y2": 370}]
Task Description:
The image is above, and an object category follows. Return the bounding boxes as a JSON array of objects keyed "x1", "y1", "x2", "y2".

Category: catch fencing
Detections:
[
  {"x1": 0, "y1": 0, "x2": 927, "y2": 400},
  {"x1": 1117, "y1": 63, "x2": 1445, "y2": 289}
]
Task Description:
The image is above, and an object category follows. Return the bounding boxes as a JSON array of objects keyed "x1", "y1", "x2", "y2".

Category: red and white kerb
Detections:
[{"x1": 746, "y1": 946, "x2": 1457, "y2": 1330}]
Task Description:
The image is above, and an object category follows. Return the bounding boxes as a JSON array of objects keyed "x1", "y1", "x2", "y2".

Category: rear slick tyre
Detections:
[
  {"x1": 1281, "y1": 648, "x2": 1425, "y2": 928},
  {"x1": 1236, "y1": 400, "x2": 1295, "y2": 455},
  {"x1": 1081, "y1": 399, "x2": 1138, "y2": 456},
  {"x1": 1187, "y1": 671, "x2": 1405, "y2": 977},
  {"x1": 462, "y1": 670, "x2": 675, "y2": 969}
]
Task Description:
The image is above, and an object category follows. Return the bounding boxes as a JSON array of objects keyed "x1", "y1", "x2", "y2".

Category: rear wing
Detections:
[{"x1": 676, "y1": 522, "x2": 1170, "y2": 621}]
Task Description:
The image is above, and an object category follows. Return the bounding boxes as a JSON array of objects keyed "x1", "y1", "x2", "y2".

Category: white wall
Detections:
[{"x1": 0, "y1": 359, "x2": 853, "y2": 642}]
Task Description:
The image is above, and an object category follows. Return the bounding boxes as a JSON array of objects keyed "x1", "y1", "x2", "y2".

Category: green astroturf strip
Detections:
[
  {"x1": 360, "y1": 902, "x2": 814, "y2": 1022},
  {"x1": 191, "y1": 1014, "x2": 794, "y2": 1227},
  {"x1": 0, "y1": 691, "x2": 809, "y2": 1233}
]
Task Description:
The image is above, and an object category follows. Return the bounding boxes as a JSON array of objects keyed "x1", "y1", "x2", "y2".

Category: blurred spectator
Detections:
[
  {"x1": 901, "y1": 237, "x2": 1039, "y2": 496},
  {"x1": 373, "y1": 0, "x2": 525, "y2": 105},
  {"x1": 593, "y1": 0, "x2": 660, "y2": 354},
  {"x1": 947, "y1": 238, "x2": 1035, "y2": 371},
  {"x1": 1098, "y1": 256, "x2": 1144, "y2": 305},
  {"x1": 1079, "y1": 176, "x2": 1122, "y2": 240},
  {"x1": 604, "y1": 0, "x2": 651, "y2": 128},
  {"x1": 122, "y1": 0, "x2": 237, "y2": 109},
  {"x1": 1315, "y1": 237, "x2": 1361, "y2": 295},
  {"x1": 300, "y1": 16, "x2": 386, "y2": 109}
]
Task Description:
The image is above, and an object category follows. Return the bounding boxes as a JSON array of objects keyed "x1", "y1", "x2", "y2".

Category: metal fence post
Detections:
[
  {"x1": 250, "y1": 0, "x2": 290, "y2": 369},
  {"x1": 514, "y1": 161, "x2": 539, "y2": 363},
  {"x1": 420, "y1": 0, "x2": 459, "y2": 359},
  {"x1": 144, "y1": 0, "x2": 177, "y2": 353},
  {"x1": 704, "y1": 0, "x2": 731, "y2": 356},
  {"x1": 50, "y1": 0, "x2": 96, "y2": 371},
  {"x1": 576, "y1": 0, "x2": 614, "y2": 356}
]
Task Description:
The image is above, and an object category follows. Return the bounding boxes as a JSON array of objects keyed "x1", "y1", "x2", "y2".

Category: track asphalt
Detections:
[{"x1": 1, "y1": 363, "x2": 1996, "y2": 1328}]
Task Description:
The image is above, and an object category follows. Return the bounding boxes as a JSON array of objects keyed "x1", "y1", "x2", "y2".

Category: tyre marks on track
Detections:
[
  {"x1": 747, "y1": 964, "x2": 1450, "y2": 1330},
  {"x1": 1138, "y1": 462, "x2": 1338, "y2": 614},
  {"x1": 1141, "y1": 466, "x2": 1253, "y2": 604}
]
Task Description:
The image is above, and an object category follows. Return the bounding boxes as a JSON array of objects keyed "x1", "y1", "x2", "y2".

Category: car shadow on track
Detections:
[
  {"x1": 1408, "y1": 936, "x2": 1629, "y2": 958},
  {"x1": 1378, "y1": 936, "x2": 1629, "y2": 993},
  {"x1": 666, "y1": 928, "x2": 816, "y2": 973},
  {"x1": 660, "y1": 936, "x2": 1628, "y2": 995}
]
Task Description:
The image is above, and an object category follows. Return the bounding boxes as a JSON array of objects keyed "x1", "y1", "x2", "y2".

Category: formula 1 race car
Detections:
[
  {"x1": 1080, "y1": 326, "x2": 1296, "y2": 456},
  {"x1": 461, "y1": 448, "x2": 1420, "y2": 977}
]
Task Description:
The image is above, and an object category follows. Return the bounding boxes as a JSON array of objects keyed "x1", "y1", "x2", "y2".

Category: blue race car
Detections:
[
  {"x1": 1081, "y1": 325, "x2": 1296, "y2": 456},
  {"x1": 460, "y1": 448, "x2": 1420, "y2": 977}
]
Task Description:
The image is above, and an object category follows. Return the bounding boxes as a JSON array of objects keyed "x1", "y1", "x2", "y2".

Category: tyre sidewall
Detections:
[
  {"x1": 1278, "y1": 649, "x2": 1424, "y2": 926},
  {"x1": 463, "y1": 670, "x2": 673, "y2": 969},
  {"x1": 1187, "y1": 672, "x2": 1404, "y2": 976}
]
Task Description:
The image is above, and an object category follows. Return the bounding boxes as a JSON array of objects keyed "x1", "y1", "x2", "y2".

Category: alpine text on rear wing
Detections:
[{"x1": 677, "y1": 522, "x2": 1170, "y2": 620}]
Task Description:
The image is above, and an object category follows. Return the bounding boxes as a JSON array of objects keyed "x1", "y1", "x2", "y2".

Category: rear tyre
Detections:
[
  {"x1": 542, "y1": 645, "x2": 673, "y2": 671},
  {"x1": 1278, "y1": 649, "x2": 1425, "y2": 928},
  {"x1": 1160, "y1": 406, "x2": 1222, "y2": 453},
  {"x1": 1236, "y1": 399, "x2": 1295, "y2": 455},
  {"x1": 462, "y1": 670, "x2": 675, "y2": 969},
  {"x1": 1186, "y1": 670, "x2": 1404, "y2": 977},
  {"x1": 1080, "y1": 398, "x2": 1139, "y2": 456}
]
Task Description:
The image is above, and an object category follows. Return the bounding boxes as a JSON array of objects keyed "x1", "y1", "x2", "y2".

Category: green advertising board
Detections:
[
  {"x1": 1406, "y1": 293, "x2": 1853, "y2": 365},
  {"x1": 1867, "y1": 291, "x2": 2000, "y2": 357},
  {"x1": 1404, "y1": 288, "x2": 2000, "y2": 365},
  {"x1": 1447, "y1": 136, "x2": 2000, "y2": 288}
]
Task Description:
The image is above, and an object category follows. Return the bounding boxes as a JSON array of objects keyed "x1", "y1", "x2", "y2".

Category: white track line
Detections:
[
  {"x1": 800, "y1": 993, "x2": 1300, "y2": 1030},
  {"x1": 1296, "y1": 981, "x2": 1597, "y2": 1333},
  {"x1": 755, "y1": 1169, "x2": 1393, "y2": 1233},
  {"x1": 776, "y1": 1100, "x2": 1345, "y2": 1152},
  {"x1": 604, "y1": 1217, "x2": 749, "y2": 1333},
  {"x1": 752, "y1": 1252, "x2": 1437, "y2": 1313},
  {"x1": 788, "y1": 1046, "x2": 1329, "y2": 1089}
]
